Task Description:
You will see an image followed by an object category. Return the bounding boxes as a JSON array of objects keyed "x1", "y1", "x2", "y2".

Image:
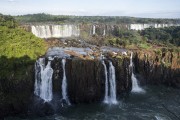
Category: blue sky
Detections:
[{"x1": 0, "y1": 0, "x2": 180, "y2": 18}]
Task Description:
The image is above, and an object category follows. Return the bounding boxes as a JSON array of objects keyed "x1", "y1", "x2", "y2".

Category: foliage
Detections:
[
  {"x1": 0, "y1": 26, "x2": 47, "y2": 59},
  {"x1": 0, "y1": 13, "x2": 47, "y2": 81},
  {"x1": 14, "y1": 13, "x2": 180, "y2": 24},
  {"x1": 0, "y1": 14, "x2": 47, "y2": 60},
  {"x1": 0, "y1": 13, "x2": 18, "y2": 28},
  {"x1": 141, "y1": 26, "x2": 180, "y2": 46}
]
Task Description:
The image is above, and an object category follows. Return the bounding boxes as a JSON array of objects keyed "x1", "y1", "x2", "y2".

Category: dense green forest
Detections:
[
  {"x1": 141, "y1": 26, "x2": 180, "y2": 46},
  {"x1": 15, "y1": 13, "x2": 180, "y2": 24},
  {"x1": 0, "y1": 13, "x2": 47, "y2": 79},
  {"x1": 0, "y1": 13, "x2": 47, "y2": 59},
  {"x1": 102, "y1": 26, "x2": 180, "y2": 49}
]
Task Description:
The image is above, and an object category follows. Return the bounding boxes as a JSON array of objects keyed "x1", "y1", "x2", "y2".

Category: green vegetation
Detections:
[
  {"x1": 0, "y1": 13, "x2": 18, "y2": 28},
  {"x1": 0, "y1": 14, "x2": 47, "y2": 116},
  {"x1": 104, "y1": 28, "x2": 151, "y2": 49},
  {"x1": 0, "y1": 13, "x2": 47, "y2": 79},
  {"x1": 0, "y1": 14, "x2": 47, "y2": 59},
  {"x1": 103, "y1": 25, "x2": 180, "y2": 50},
  {"x1": 0, "y1": 26, "x2": 47, "y2": 59},
  {"x1": 15, "y1": 13, "x2": 180, "y2": 24},
  {"x1": 141, "y1": 26, "x2": 180, "y2": 46}
]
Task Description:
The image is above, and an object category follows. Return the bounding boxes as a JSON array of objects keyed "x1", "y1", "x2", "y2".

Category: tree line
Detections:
[{"x1": 14, "y1": 13, "x2": 180, "y2": 24}]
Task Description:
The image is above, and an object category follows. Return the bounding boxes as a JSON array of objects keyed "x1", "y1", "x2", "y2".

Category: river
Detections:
[{"x1": 6, "y1": 85, "x2": 180, "y2": 120}]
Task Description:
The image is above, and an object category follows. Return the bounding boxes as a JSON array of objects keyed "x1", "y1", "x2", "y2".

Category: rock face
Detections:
[
  {"x1": 0, "y1": 51, "x2": 180, "y2": 118},
  {"x1": 133, "y1": 50, "x2": 180, "y2": 88},
  {"x1": 51, "y1": 57, "x2": 132, "y2": 104}
]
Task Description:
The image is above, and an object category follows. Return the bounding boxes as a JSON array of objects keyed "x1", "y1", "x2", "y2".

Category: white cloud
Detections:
[{"x1": 8, "y1": 0, "x2": 16, "y2": 2}]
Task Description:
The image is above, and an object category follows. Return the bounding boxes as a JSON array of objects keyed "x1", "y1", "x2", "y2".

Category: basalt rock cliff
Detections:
[
  {"x1": 0, "y1": 50, "x2": 180, "y2": 118},
  {"x1": 133, "y1": 50, "x2": 180, "y2": 88}
]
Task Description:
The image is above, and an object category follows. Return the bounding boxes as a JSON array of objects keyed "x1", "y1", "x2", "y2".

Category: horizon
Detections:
[
  {"x1": 0, "y1": 0, "x2": 180, "y2": 18},
  {"x1": 11, "y1": 13, "x2": 180, "y2": 20}
]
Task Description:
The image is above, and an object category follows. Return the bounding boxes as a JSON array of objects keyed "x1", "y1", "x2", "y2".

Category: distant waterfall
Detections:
[
  {"x1": 34, "y1": 58, "x2": 53, "y2": 102},
  {"x1": 93, "y1": 25, "x2": 96, "y2": 35},
  {"x1": 61, "y1": 59, "x2": 71, "y2": 105},
  {"x1": 103, "y1": 29, "x2": 106, "y2": 36},
  {"x1": 102, "y1": 60, "x2": 118, "y2": 105},
  {"x1": 31, "y1": 25, "x2": 80, "y2": 38},
  {"x1": 129, "y1": 24, "x2": 180, "y2": 30},
  {"x1": 130, "y1": 52, "x2": 145, "y2": 93}
]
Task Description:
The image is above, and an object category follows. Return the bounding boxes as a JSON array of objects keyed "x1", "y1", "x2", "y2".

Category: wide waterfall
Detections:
[
  {"x1": 129, "y1": 23, "x2": 180, "y2": 30},
  {"x1": 34, "y1": 58, "x2": 54, "y2": 102},
  {"x1": 130, "y1": 52, "x2": 145, "y2": 93},
  {"x1": 31, "y1": 25, "x2": 80, "y2": 38},
  {"x1": 102, "y1": 60, "x2": 118, "y2": 105},
  {"x1": 61, "y1": 59, "x2": 71, "y2": 105}
]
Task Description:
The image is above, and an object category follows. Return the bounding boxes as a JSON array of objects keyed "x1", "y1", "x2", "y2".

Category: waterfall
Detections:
[
  {"x1": 102, "y1": 60, "x2": 118, "y2": 105},
  {"x1": 102, "y1": 61, "x2": 109, "y2": 104},
  {"x1": 93, "y1": 25, "x2": 96, "y2": 35},
  {"x1": 34, "y1": 58, "x2": 45, "y2": 96},
  {"x1": 129, "y1": 24, "x2": 179, "y2": 30},
  {"x1": 130, "y1": 52, "x2": 145, "y2": 93},
  {"x1": 61, "y1": 59, "x2": 71, "y2": 105},
  {"x1": 103, "y1": 29, "x2": 106, "y2": 36},
  {"x1": 34, "y1": 58, "x2": 53, "y2": 102},
  {"x1": 31, "y1": 25, "x2": 80, "y2": 38},
  {"x1": 108, "y1": 61, "x2": 118, "y2": 104}
]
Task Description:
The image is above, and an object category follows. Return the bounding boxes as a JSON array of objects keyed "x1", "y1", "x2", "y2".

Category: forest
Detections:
[
  {"x1": 15, "y1": 13, "x2": 180, "y2": 24},
  {"x1": 141, "y1": 26, "x2": 180, "y2": 46},
  {"x1": 0, "y1": 13, "x2": 47, "y2": 59},
  {"x1": 0, "y1": 13, "x2": 47, "y2": 79}
]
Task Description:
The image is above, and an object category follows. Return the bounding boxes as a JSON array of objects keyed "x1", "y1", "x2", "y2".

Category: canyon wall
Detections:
[
  {"x1": 133, "y1": 50, "x2": 180, "y2": 88},
  {"x1": 0, "y1": 51, "x2": 180, "y2": 118},
  {"x1": 51, "y1": 57, "x2": 132, "y2": 104}
]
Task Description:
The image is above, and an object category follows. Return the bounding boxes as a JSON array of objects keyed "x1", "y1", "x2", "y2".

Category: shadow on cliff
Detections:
[{"x1": 0, "y1": 55, "x2": 35, "y2": 118}]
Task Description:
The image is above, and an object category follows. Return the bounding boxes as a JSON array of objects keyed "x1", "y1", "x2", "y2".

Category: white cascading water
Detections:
[
  {"x1": 108, "y1": 61, "x2": 118, "y2": 104},
  {"x1": 130, "y1": 52, "x2": 145, "y2": 93},
  {"x1": 102, "y1": 60, "x2": 118, "y2": 105},
  {"x1": 34, "y1": 58, "x2": 44, "y2": 96},
  {"x1": 129, "y1": 23, "x2": 180, "y2": 30},
  {"x1": 31, "y1": 25, "x2": 80, "y2": 38},
  {"x1": 34, "y1": 58, "x2": 54, "y2": 102},
  {"x1": 61, "y1": 59, "x2": 71, "y2": 105},
  {"x1": 102, "y1": 61, "x2": 109, "y2": 104},
  {"x1": 103, "y1": 29, "x2": 106, "y2": 36},
  {"x1": 93, "y1": 25, "x2": 96, "y2": 35}
]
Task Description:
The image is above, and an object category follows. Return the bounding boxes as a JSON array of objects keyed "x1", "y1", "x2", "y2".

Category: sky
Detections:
[{"x1": 0, "y1": 0, "x2": 180, "y2": 18}]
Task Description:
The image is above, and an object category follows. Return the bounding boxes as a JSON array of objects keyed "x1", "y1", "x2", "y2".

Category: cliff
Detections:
[
  {"x1": 0, "y1": 50, "x2": 180, "y2": 118},
  {"x1": 51, "y1": 57, "x2": 132, "y2": 104},
  {"x1": 133, "y1": 50, "x2": 180, "y2": 87}
]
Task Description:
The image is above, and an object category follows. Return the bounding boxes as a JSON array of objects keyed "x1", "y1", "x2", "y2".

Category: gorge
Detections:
[
  {"x1": 1, "y1": 40, "x2": 180, "y2": 120},
  {"x1": 0, "y1": 14, "x2": 180, "y2": 120}
]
